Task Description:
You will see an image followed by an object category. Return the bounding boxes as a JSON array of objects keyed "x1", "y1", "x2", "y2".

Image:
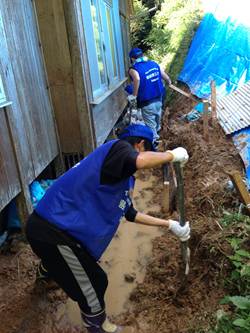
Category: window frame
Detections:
[
  {"x1": 100, "y1": 1, "x2": 119, "y2": 87},
  {"x1": 82, "y1": 0, "x2": 125, "y2": 102}
]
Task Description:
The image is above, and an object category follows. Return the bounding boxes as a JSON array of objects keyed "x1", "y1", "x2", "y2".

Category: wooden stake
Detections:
[
  {"x1": 203, "y1": 101, "x2": 209, "y2": 142},
  {"x1": 210, "y1": 80, "x2": 217, "y2": 125},
  {"x1": 227, "y1": 171, "x2": 250, "y2": 214}
]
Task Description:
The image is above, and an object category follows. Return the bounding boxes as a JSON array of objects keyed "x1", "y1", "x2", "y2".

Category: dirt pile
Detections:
[
  {"x1": 0, "y1": 92, "x2": 245, "y2": 333},
  {"x1": 162, "y1": 99, "x2": 243, "y2": 218},
  {"x1": 117, "y1": 94, "x2": 244, "y2": 332}
]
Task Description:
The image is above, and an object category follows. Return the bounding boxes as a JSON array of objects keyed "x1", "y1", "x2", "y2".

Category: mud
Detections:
[
  {"x1": 0, "y1": 91, "x2": 244, "y2": 333},
  {"x1": 115, "y1": 93, "x2": 243, "y2": 332},
  {"x1": 64, "y1": 173, "x2": 163, "y2": 323}
]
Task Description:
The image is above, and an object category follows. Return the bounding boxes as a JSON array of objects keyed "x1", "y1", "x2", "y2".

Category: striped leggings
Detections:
[{"x1": 27, "y1": 236, "x2": 108, "y2": 316}]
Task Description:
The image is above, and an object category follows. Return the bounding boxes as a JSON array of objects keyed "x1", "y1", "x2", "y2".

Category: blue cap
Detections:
[
  {"x1": 118, "y1": 124, "x2": 154, "y2": 150},
  {"x1": 129, "y1": 47, "x2": 143, "y2": 59}
]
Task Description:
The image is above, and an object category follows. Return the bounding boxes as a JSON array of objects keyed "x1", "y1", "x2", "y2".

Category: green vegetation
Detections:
[
  {"x1": 147, "y1": 0, "x2": 202, "y2": 81},
  {"x1": 210, "y1": 296, "x2": 250, "y2": 332},
  {"x1": 131, "y1": 0, "x2": 203, "y2": 82},
  {"x1": 209, "y1": 213, "x2": 250, "y2": 333},
  {"x1": 130, "y1": 0, "x2": 152, "y2": 51}
]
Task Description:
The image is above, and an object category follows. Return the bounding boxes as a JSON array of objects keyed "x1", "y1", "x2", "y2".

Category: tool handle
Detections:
[
  {"x1": 163, "y1": 164, "x2": 169, "y2": 184},
  {"x1": 174, "y1": 162, "x2": 185, "y2": 226},
  {"x1": 169, "y1": 84, "x2": 200, "y2": 102},
  {"x1": 174, "y1": 162, "x2": 190, "y2": 275}
]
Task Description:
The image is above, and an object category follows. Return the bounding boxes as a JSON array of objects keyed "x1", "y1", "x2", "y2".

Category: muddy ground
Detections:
[{"x1": 0, "y1": 90, "x2": 245, "y2": 333}]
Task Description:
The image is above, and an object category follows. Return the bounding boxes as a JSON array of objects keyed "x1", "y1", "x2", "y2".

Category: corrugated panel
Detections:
[{"x1": 217, "y1": 81, "x2": 250, "y2": 134}]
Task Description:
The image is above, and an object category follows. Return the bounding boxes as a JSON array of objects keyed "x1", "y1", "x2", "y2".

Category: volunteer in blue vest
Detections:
[
  {"x1": 128, "y1": 47, "x2": 171, "y2": 147},
  {"x1": 25, "y1": 124, "x2": 190, "y2": 333}
]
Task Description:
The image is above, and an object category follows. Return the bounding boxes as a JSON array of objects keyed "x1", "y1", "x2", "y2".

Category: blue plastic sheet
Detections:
[
  {"x1": 179, "y1": 0, "x2": 250, "y2": 188},
  {"x1": 30, "y1": 181, "x2": 46, "y2": 208},
  {"x1": 0, "y1": 179, "x2": 55, "y2": 248},
  {"x1": 182, "y1": 102, "x2": 207, "y2": 122},
  {"x1": 232, "y1": 127, "x2": 250, "y2": 189},
  {"x1": 179, "y1": 2, "x2": 250, "y2": 98},
  {"x1": 29, "y1": 179, "x2": 55, "y2": 208}
]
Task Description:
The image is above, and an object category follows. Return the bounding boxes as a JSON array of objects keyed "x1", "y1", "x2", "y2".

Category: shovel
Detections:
[
  {"x1": 174, "y1": 162, "x2": 190, "y2": 275},
  {"x1": 169, "y1": 83, "x2": 200, "y2": 103}
]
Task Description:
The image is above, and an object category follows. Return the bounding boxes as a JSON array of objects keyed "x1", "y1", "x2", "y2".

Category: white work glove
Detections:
[
  {"x1": 168, "y1": 147, "x2": 189, "y2": 166},
  {"x1": 166, "y1": 77, "x2": 172, "y2": 85},
  {"x1": 127, "y1": 94, "x2": 137, "y2": 103},
  {"x1": 168, "y1": 220, "x2": 190, "y2": 242}
]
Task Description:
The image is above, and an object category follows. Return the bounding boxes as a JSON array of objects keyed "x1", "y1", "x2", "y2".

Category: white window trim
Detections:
[
  {"x1": 89, "y1": 77, "x2": 127, "y2": 105},
  {"x1": 100, "y1": 1, "x2": 119, "y2": 86},
  {"x1": 82, "y1": 0, "x2": 125, "y2": 103}
]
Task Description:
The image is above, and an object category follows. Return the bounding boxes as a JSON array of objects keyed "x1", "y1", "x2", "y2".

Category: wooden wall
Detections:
[
  {"x1": 0, "y1": 0, "x2": 59, "y2": 211},
  {"x1": 93, "y1": 84, "x2": 127, "y2": 146},
  {"x1": 34, "y1": 0, "x2": 85, "y2": 154},
  {"x1": 34, "y1": 0, "x2": 133, "y2": 154},
  {"x1": 0, "y1": 108, "x2": 21, "y2": 210},
  {"x1": 0, "y1": 0, "x2": 133, "y2": 212}
]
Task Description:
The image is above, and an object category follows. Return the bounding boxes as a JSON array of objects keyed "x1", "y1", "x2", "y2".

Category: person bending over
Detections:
[{"x1": 26, "y1": 124, "x2": 190, "y2": 333}]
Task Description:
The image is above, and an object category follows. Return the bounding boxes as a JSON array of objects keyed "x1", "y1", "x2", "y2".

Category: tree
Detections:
[
  {"x1": 146, "y1": 0, "x2": 202, "y2": 81},
  {"x1": 130, "y1": 0, "x2": 152, "y2": 51}
]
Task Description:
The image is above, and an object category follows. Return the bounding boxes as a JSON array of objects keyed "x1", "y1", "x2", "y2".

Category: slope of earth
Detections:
[
  {"x1": 117, "y1": 92, "x2": 245, "y2": 332},
  {"x1": 0, "y1": 90, "x2": 245, "y2": 333}
]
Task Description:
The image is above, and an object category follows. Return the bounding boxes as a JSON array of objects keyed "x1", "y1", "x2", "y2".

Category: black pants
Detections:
[{"x1": 26, "y1": 213, "x2": 108, "y2": 315}]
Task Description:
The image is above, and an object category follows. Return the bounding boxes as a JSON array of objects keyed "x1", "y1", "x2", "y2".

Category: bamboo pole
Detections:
[
  {"x1": 210, "y1": 80, "x2": 217, "y2": 126},
  {"x1": 227, "y1": 171, "x2": 250, "y2": 214},
  {"x1": 203, "y1": 101, "x2": 209, "y2": 142}
]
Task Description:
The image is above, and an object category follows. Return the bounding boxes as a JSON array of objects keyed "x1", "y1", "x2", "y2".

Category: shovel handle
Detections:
[
  {"x1": 174, "y1": 162, "x2": 190, "y2": 275},
  {"x1": 174, "y1": 162, "x2": 185, "y2": 226}
]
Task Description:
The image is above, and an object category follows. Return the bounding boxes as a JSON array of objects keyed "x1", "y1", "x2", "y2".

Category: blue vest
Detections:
[
  {"x1": 35, "y1": 140, "x2": 132, "y2": 260},
  {"x1": 132, "y1": 60, "x2": 164, "y2": 106}
]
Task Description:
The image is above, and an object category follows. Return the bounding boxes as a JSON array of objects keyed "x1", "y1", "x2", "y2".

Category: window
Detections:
[
  {"x1": 90, "y1": 0, "x2": 106, "y2": 86},
  {"x1": 82, "y1": 0, "x2": 125, "y2": 100}
]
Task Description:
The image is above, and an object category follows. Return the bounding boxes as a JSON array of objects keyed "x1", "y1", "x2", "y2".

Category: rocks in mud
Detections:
[{"x1": 124, "y1": 273, "x2": 136, "y2": 283}]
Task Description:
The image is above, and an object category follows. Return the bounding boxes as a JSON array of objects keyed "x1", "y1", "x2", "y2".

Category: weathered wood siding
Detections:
[
  {"x1": 0, "y1": 0, "x2": 59, "y2": 211},
  {"x1": 34, "y1": 0, "x2": 86, "y2": 154},
  {"x1": 1, "y1": 0, "x2": 58, "y2": 177},
  {"x1": 119, "y1": 0, "x2": 132, "y2": 72},
  {"x1": 93, "y1": 85, "x2": 127, "y2": 146},
  {"x1": 34, "y1": 0, "x2": 132, "y2": 154},
  {"x1": 0, "y1": 108, "x2": 21, "y2": 209}
]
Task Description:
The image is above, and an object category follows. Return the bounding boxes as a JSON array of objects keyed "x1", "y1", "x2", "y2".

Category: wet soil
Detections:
[
  {"x1": 116, "y1": 93, "x2": 244, "y2": 332},
  {"x1": 0, "y1": 91, "x2": 244, "y2": 333}
]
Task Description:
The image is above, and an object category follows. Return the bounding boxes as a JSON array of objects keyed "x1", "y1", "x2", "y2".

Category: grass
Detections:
[{"x1": 208, "y1": 212, "x2": 250, "y2": 333}]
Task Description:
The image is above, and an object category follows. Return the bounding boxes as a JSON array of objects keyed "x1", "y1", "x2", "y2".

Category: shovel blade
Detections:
[{"x1": 181, "y1": 243, "x2": 190, "y2": 275}]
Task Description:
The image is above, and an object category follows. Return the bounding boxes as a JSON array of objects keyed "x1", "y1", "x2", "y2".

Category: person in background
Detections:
[
  {"x1": 0, "y1": 200, "x2": 22, "y2": 249},
  {"x1": 26, "y1": 124, "x2": 190, "y2": 333},
  {"x1": 128, "y1": 48, "x2": 171, "y2": 148}
]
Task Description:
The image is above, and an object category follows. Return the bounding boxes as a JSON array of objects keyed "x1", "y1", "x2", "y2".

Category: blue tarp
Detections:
[
  {"x1": 179, "y1": 1, "x2": 250, "y2": 98},
  {"x1": 179, "y1": 0, "x2": 250, "y2": 189},
  {"x1": 29, "y1": 180, "x2": 54, "y2": 208},
  {"x1": 0, "y1": 179, "x2": 55, "y2": 247}
]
